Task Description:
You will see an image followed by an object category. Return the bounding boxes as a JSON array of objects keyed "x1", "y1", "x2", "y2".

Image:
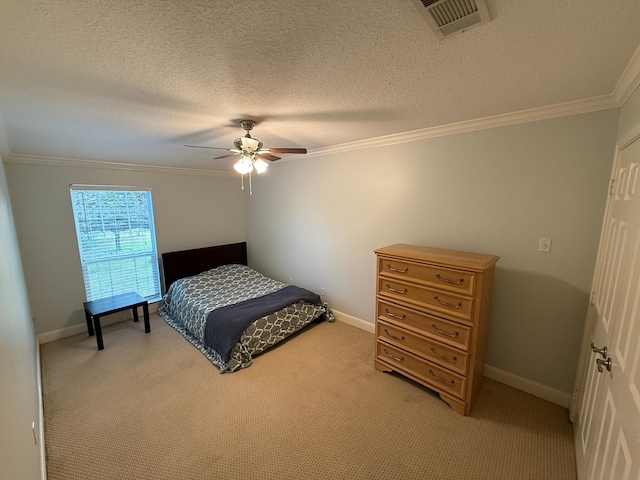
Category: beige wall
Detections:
[
  {"x1": 0, "y1": 157, "x2": 43, "y2": 479},
  {"x1": 5, "y1": 162, "x2": 247, "y2": 335},
  {"x1": 246, "y1": 109, "x2": 619, "y2": 395}
]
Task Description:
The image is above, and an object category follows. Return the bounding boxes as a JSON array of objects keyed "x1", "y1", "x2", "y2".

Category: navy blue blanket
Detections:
[{"x1": 204, "y1": 285, "x2": 322, "y2": 362}]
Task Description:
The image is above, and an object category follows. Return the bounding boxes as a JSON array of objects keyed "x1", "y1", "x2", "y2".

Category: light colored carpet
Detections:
[{"x1": 41, "y1": 314, "x2": 577, "y2": 480}]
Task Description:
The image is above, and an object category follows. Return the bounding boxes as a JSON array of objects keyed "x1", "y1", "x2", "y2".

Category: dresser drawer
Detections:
[
  {"x1": 377, "y1": 320, "x2": 469, "y2": 375},
  {"x1": 376, "y1": 342, "x2": 466, "y2": 399},
  {"x1": 376, "y1": 299, "x2": 471, "y2": 351},
  {"x1": 378, "y1": 257, "x2": 475, "y2": 296},
  {"x1": 378, "y1": 278, "x2": 473, "y2": 322}
]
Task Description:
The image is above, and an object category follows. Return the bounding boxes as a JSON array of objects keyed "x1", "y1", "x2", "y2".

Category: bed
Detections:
[{"x1": 157, "y1": 242, "x2": 333, "y2": 372}]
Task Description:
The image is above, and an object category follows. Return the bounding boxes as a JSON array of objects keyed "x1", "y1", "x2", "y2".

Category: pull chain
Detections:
[{"x1": 239, "y1": 172, "x2": 253, "y2": 195}]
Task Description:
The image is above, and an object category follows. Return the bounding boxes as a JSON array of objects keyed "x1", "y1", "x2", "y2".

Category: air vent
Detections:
[{"x1": 409, "y1": 0, "x2": 492, "y2": 40}]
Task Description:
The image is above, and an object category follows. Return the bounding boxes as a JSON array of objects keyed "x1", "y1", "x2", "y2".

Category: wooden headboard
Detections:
[{"x1": 161, "y1": 242, "x2": 248, "y2": 292}]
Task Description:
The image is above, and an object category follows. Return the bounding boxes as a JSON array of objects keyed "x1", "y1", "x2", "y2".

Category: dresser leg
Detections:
[
  {"x1": 374, "y1": 359, "x2": 393, "y2": 373},
  {"x1": 439, "y1": 393, "x2": 468, "y2": 416}
]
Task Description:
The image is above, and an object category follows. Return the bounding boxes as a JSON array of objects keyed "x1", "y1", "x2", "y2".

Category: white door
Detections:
[{"x1": 574, "y1": 133, "x2": 640, "y2": 480}]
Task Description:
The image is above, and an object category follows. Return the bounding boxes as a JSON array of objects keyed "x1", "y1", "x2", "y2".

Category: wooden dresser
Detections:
[{"x1": 374, "y1": 244, "x2": 499, "y2": 416}]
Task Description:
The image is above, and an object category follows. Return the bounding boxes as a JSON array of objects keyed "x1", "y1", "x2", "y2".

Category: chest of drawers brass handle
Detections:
[
  {"x1": 386, "y1": 263, "x2": 408, "y2": 273},
  {"x1": 433, "y1": 295, "x2": 463, "y2": 309},
  {"x1": 384, "y1": 329, "x2": 405, "y2": 341},
  {"x1": 428, "y1": 369, "x2": 455, "y2": 385},
  {"x1": 430, "y1": 347, "x2": 457, "y2": 363},
  {"x1": 431, "y1": 323, "x2": 459, "y2": 338},
  {"x1": 384, "y1": 308, "x2": 406, "y2": 320},
  {"x1": 383, "y1": 348, "x2": 404, "y2": 362},
  {"x1": 386, "y1": 284, "x2": 407, "y2": 294},
  {"x1": 435, "y1": 273, "x2": 464, "y2": 285}
]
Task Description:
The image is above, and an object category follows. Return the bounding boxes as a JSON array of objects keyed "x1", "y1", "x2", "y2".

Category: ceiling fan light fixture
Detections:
[
  {"x1": 241, "y1": 136, "x2": 260, "y2": 151},
  {"x1": 184, "y1": 119, "x2": 307, "y2": 183},
  {"x1": 234, "y1": 156, "x2": 253, "y2": 174},
  {"x1": 253, "y1": 158, "x2": 268, "y2": 174}
]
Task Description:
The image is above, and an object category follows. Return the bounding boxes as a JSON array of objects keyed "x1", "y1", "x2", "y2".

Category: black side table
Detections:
[{"x1": 83, "y1": 292, "x2": 150, "y2": 350}]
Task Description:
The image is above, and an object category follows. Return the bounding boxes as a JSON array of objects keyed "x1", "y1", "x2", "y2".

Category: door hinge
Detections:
[
  {"x1": 609, "y1": 178, "x2": 617, "y2": 196},
  {"x1": 590, "y1": 291, "x2": 596, "y2": 306}
]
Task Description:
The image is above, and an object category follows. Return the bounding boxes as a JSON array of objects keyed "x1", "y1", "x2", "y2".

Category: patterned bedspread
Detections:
[{"x1": 158, "y1": 264, "x2": 332, "y2": 372}]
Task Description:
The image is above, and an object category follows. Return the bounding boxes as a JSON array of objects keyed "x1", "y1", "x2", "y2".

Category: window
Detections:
[{"x1": 70, "y1": 185, "x2": 161, "y2": 302}]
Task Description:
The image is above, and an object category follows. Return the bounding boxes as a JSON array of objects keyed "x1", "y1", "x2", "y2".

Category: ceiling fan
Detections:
[{"x1": 184, "y1": 119, "x2": 307, "y2": 175}]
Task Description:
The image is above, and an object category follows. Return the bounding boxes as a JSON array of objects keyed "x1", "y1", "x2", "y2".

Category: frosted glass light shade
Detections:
[
  {"x1": 234, "y1": 157, "x2": 253, "y2": 174},
  {"x1": 253, "y1": 158, "x2": 268, "y2": 174}
]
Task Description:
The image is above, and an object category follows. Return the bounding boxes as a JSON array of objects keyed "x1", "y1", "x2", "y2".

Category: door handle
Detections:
[
  {"x1": 596, "y1": 357, "x2": 612, "y2": 373},
  {"x1": 590, "y1": 341, "x2": 608, "y2": 359}
]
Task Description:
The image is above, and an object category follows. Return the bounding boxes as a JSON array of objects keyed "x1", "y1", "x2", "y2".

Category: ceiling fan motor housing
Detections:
[{"x1": 239, "y1": 119, "x2": 256, "y2": 132}]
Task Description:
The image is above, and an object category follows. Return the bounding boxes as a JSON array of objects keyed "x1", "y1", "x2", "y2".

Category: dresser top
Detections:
[{"x1": 374, "y1": 244, "x2": 499, "y2": 271}]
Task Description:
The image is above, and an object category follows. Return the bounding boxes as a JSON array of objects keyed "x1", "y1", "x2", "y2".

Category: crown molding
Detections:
[
  {"x1": 300, "y1": 49, "x2": 640, "y2": 160},
  {"x1": 3, "y1": 48, "x2": 640, "y2": 170},
  {"x1": 613, "y1": 43, "x2": 640, "y2": 105},
  {"x1": 304, "y1": 93, "x2": 619, "y2": 159},
  {"x1": 1, "y1": 88, "x2": 629, "y2": 170},
  {"x1": 4, "y1": 153, "x2": 235, "y2": 177}
]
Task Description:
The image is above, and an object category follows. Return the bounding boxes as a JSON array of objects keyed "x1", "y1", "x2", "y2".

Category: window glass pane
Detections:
[{"x1": 70, "y1": 187, "x2": 161, "y2": 302}]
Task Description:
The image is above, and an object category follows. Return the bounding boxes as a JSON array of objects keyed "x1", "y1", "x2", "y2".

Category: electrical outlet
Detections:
[
  {"x1": 538, "y1": 237, "x2": 552, "y2": 253},
  {"x1": 321, "y1": 287, "x2": 326, "y2": 296}
]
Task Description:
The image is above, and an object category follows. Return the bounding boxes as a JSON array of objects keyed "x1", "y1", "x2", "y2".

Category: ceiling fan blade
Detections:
[
  {"x1": 213, "y1": 153, "x2": 239, "y2": 160},
  {"x1": 184, "y1": 144, "x2": 230, "y2": 150},
  {"x1": 256, "y1": 152, "x2": 281, "y2": 161},
  {"x1": 265, "y1": 148, "x2": 307, "y2": 154}
]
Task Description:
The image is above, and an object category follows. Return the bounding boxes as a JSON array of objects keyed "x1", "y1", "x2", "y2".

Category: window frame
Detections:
[{"x1": 69, "y1": 184, "x2": 162, "y2": 303}]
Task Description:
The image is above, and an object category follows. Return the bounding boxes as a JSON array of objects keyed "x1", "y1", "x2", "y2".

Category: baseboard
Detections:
[
  {"x1": 36, "y1": 335, "x2": 47, "y2": 480},
  {"x1": 482, "y1": 365, "x2": 571, "y2": 408},
  {"x1": 333, "y1": 309, "x2": 571, "y2": 408},
  {"x1": 332, "y1": 309, "x2": 375, "y2": 334},
  {"x1": 38, "y1": 302, "x2": 160, "y2": 344}
]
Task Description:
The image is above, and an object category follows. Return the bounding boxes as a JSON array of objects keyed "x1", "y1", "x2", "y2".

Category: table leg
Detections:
[
  {"x1": 143, "y1": 302, "x2": 150, "y2": 333},
  {"x1": 132, "y1": 306, "x2": 139, "y2": 323},
  {"x1": 94, "y1": 316, "x2": 104, "y2": 350},
  {"x1": 85, "y1": 308, "x2": 95, "y2": 336},
  {"x1": 84, "y1": 308, "x2": 95, "y2": 336}
]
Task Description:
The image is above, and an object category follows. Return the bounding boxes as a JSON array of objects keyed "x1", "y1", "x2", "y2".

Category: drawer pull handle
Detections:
[
  {"x1": 430, "y1": 347, "x2": 457, "y2": 363},
  {"x1": 387, "y1": 263, "x2": 408, "y2": 274},
  {"x1": 435, "y1": 273, "x2": 464, "y2": 285},
  {"x1": 428, "y1": 369, "x2": 455, "y2": 385},
  {"x1": 433, "y1": 296, "x2": 463, "y2": 309},
  {"x1": 431, "y1": 323, "x2": 459, "y2": 338},
  {"x1": 386, "y1": 284, "x2": 407, "y2": 294},
  {"x1": 384, "y1": 308, "x2": 406, "y2": 320},
  {"x1": 383, "y1": 348, "x2": 404, "y2": 362},
  {"x1": 384, "y1": 329, "x2": 405, "y2": 341}
]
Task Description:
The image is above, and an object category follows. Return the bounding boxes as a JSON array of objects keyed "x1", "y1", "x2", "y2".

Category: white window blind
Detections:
[{"x1": 70, "y1": 185, "x2": 161, "y2": 302}]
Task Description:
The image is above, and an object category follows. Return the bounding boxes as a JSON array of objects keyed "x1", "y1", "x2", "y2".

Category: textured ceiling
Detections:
[{"x1": 1, "y1": 0, "x2": 640, "y2": 172}]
